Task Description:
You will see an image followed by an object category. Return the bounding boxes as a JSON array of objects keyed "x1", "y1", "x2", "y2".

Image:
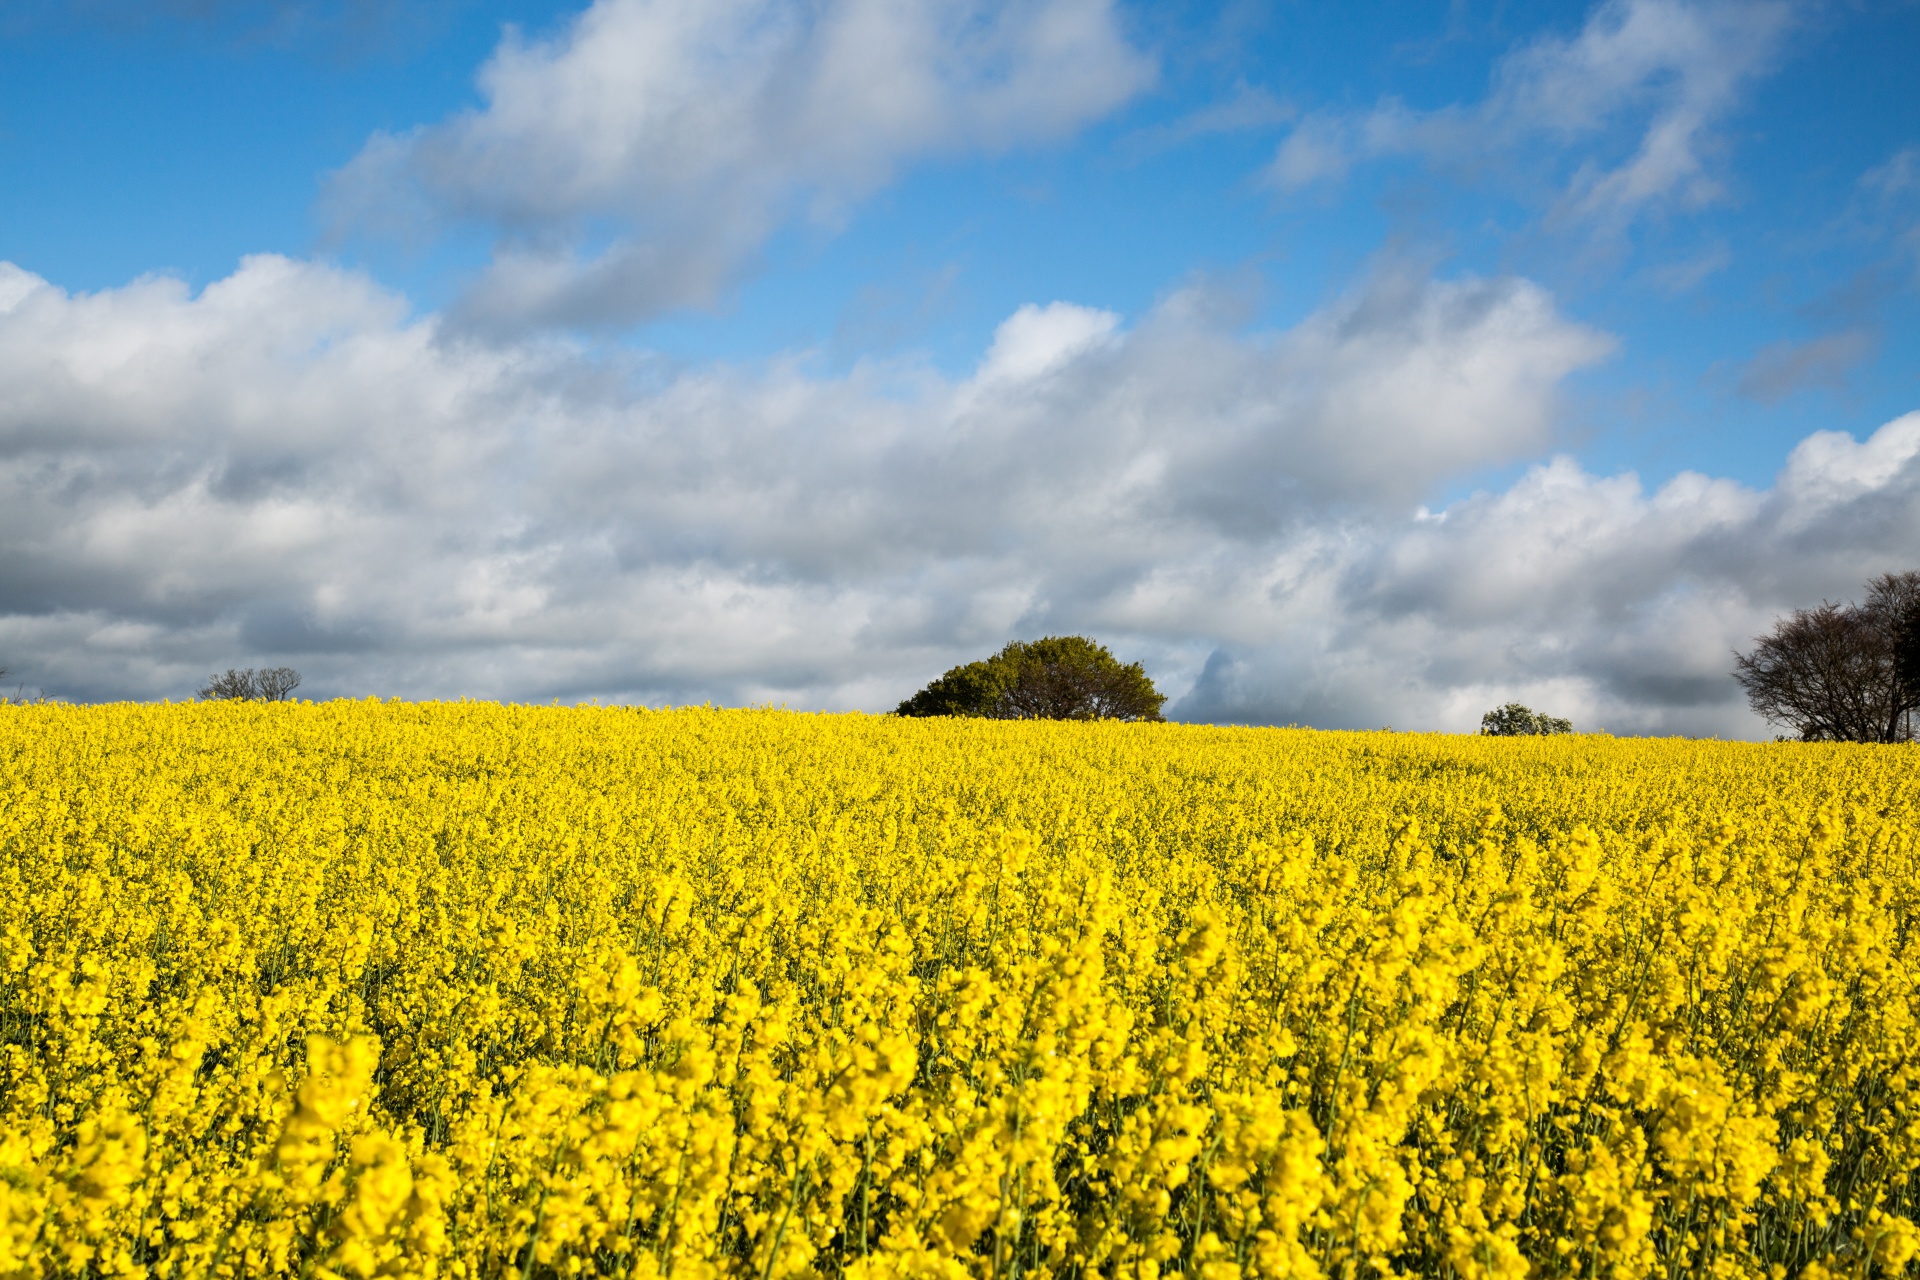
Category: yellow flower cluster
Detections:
[{"x1": 2, "y1": 701, "x2": 1917, "y2": 1279}]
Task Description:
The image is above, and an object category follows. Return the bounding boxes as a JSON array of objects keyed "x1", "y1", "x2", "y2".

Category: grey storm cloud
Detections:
[{"x1": 4, "y1": 252, "x2": 1919, "y2": 736}]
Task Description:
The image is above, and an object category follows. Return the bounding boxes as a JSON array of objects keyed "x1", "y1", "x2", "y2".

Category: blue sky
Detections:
[{"x1": 2, "y1": 0, "x2": 1918, "y2": 733}]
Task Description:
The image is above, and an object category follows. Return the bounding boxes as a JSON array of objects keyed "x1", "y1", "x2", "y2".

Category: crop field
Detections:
[{"x1": 3, "y1": 703, "x2": 1918, "y2": 1280}]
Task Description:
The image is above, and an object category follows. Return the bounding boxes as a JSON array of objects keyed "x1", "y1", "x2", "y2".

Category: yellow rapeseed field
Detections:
[{"x1": 3, "y1": 702, "x2": 1918, "y2": 1280}]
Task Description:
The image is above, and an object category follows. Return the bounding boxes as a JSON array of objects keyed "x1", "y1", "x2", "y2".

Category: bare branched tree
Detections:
[
  {"x1": 254, "y1": 667, "x2": 302, "y2": 702},
  {"x1": 1734, "y1": 571, "x2": 1920, "y2": 742},
  {"x1": 199, "y1": 669, "x2": 258, "y2": 700},
  {"x1": 198, "y1": 667, "x2": 302, "y2": 702},
  {"x1": 1895, "y1": 591, "x2": 1920, "y2": 714},
  {"x1": 1867, "y1": 571, "x2": 1920, "y2": 741}
]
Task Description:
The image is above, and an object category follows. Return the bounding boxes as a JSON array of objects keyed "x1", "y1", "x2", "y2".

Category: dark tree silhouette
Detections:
[
  {"x1": 1734, "y1": 571, "x2": 1920, "y2": 742},
  {"x1": 253, "y1": 667, "x2": 302, "y2": 701},
  {"x1": 199, "y1": 667, "x2": 302, "y2": 702},
  {"x1": 1896, "y1": 590, "x2": 1920, "y2": 715},
  {"x1": 199, "y1": 669, "x2": 256, "y2": 700},
  {"x1": 1479, "y1": 702, "x2": 1573, "y2": 736},
  {"x1": 897, "y1": 636, "x2": 1165, "y2": 721}
]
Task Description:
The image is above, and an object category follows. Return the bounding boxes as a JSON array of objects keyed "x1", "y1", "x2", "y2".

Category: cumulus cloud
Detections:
[
  {"x1": 975, "y1": 302, "x2": 1120, "y2": 382},
  {"x1": 328, "y1": 0, "x2": 1154, "y2": 329},
  {"x1": 1268, "y1": 0, "x2": 1793, "y2": 227},
  {"x1": 1179, "y1": 415, "x2": 1920, "y2": 736},
  {"x1": 2, "y1": 252, "x2": 1915, "y2": 737}
]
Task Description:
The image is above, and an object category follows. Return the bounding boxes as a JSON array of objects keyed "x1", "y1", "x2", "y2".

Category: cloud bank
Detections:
[
  {"x1": 3, "y1": 253, "x2": 1916, "y2": 734},
  {"x1": 329, "y1": 0, "x2": 1155, "y2": 329}
]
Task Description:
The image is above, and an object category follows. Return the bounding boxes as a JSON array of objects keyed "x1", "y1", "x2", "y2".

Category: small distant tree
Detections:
[
  {"x1": 254, "y1": 667, "x2": 302, "y2": 701},
  {"x1": 199, "y1": 667, "x2": 301, "y2": 702},
  {"x1": 1734, "y1": 571, "x2": 1920, "y2": 742},
  {"x1": 1480, "y1": 702, "x2": 1573, "y2": 736},
  {"x1": 898, "y1": 636, "x2": 1165, "y2": 721},
  {"x1": 200, "y1": 669, "x2": 256, "y2": 700}
]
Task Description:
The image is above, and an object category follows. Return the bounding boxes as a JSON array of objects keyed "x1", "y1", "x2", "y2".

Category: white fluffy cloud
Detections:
[
  {"x1": 2, "y1": 253, "x2": 1916, "y2": 735},
  {"x1": 1269, "y1": 0, "x2": 1793, "y2": 227},
  {"x1": 329, "y1": 0, "x2": 1154, "y2": 329}
]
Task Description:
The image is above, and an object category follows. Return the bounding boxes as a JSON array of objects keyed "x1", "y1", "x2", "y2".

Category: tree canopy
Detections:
[
  {"x1": 896, "y1": 636, "x2": 1165, "y2": 721},
  {"x1": 1734, "y1": 571, "x2": 1920, "y2": 742},
  {"x1": 1479, "y1": 702, "x2": 1573, "y2": 736}
]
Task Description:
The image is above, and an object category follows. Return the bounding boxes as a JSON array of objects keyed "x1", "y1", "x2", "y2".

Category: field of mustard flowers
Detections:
[{"x1": 3, "y1": 702, "x2": 1918, "y2": 1280}]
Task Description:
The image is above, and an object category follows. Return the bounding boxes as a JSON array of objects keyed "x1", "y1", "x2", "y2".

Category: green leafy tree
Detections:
[
  {"x1": 1479, "y1": 702, "x2": 1573, "y2": 736},
  {"x1": 897, "y1": 636, "x2": 1165, "y2": 721}
]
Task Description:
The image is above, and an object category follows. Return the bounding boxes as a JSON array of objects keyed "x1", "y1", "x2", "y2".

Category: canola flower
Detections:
[{"x1": 1, "y1": 701, "x2": 1918, "y2": 1279}]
